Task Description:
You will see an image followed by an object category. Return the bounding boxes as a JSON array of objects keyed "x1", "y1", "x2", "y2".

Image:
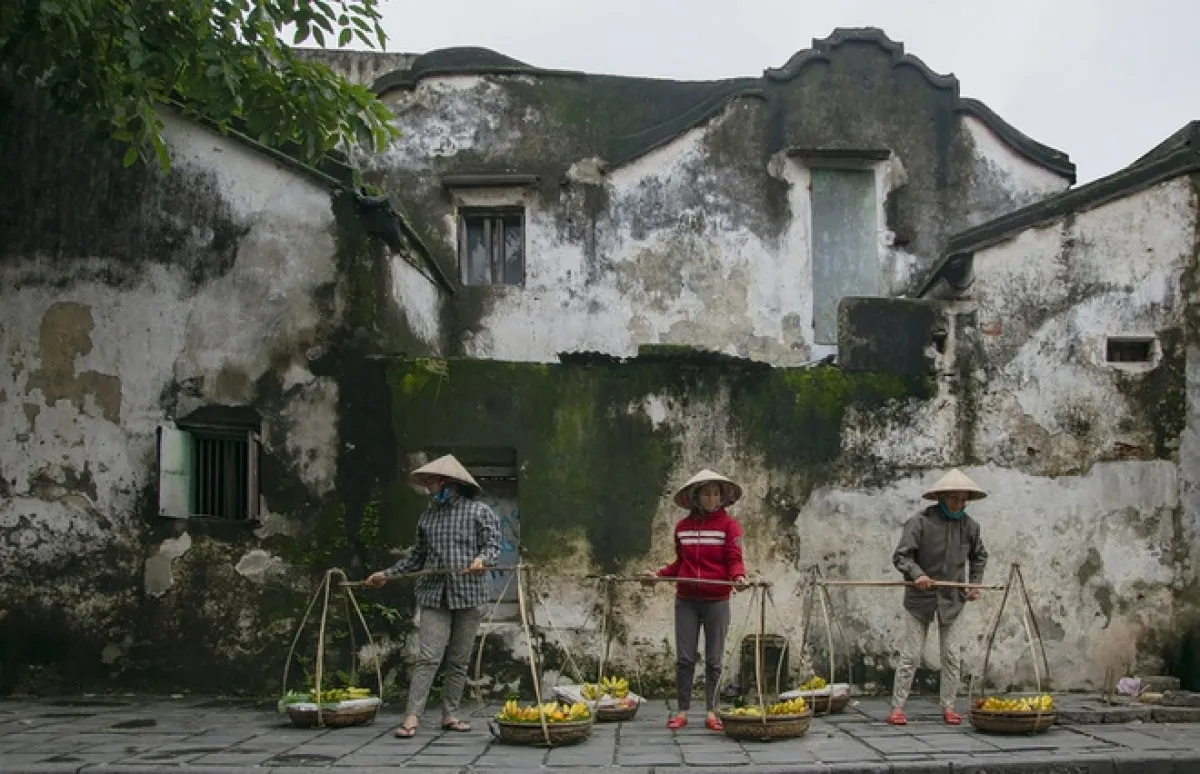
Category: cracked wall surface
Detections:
[
  {"x1": 0, "y1": 86, "x2": 446, "y2": 694},
  {"x1": 358, "y1": 36, "x2": 1072, "y2": 365}
]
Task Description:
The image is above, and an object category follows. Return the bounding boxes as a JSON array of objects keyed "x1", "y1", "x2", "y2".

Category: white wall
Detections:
[
  {"x1": 372, "y1": 75, "x2": 1071, "y2": 365},
  {"x1": 0, "y1": 113, "x2": 344, "y2": 653}
]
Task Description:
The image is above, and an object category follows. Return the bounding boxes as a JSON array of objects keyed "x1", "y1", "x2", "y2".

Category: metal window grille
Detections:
[{"x1": 192, "y1": 433, "x2": 251, "y2": 520}]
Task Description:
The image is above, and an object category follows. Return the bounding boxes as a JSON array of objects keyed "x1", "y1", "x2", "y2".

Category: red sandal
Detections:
[
  {"x1": 705, "y1": 716, "x2": 724, "y2": 732},
  {"x1": 666, "y1": 715, "x2": 688, "y2": 730},
  {"x1": 886, "y1": 708, "x2": 907, "y2": 726},
  {"x1": 943, "y1": 709, "x2": 962, "y2": 726}
]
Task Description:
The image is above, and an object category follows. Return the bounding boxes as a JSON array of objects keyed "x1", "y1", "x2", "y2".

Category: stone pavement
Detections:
[{"x1": 3, "y1": 695, "x2": 1200, "y2": 773}]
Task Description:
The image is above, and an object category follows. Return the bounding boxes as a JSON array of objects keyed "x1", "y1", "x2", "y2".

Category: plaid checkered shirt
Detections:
[{"x1": 384, "y1": 495, "x2": 502, "y2": 610}]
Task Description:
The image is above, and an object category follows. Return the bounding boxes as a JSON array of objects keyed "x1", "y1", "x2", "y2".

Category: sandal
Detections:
[
  {"x1": 442, "y1": 719, "x2": 471, "y2": 732},
  {"x1": 666, "y1": 715, "x2": 687, "y2": 730},
  {"x1": 393, "y1": 724, "x2": 418, "y2": 738},
  {"x1": 705, "y1": 716, "x2": 724, "y2": 732}
]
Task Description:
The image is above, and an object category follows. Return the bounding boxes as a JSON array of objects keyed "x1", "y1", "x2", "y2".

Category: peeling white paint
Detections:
[
  {"x1": 145, "y1": 533, "x2": 194, "y2": 598},
  {"x1": 0, "y1": 115, "x2": 348, "y2": 636},
  {"x1": 372, "y1": 76, "x2": 1069, "y2": 366},
  {"x1": 390, "y1": 252, "x2": 446, "y2": 353},
  {"x1": 963, "y1": 116, "x2": 1072, "y2": 204},
  {"x1": 234, "y1": 549, "x2": 284, "y2": 584}
]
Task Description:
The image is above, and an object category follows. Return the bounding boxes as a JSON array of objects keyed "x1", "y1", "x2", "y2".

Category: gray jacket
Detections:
[{"x1": 892, "y1": 504, "x2": 988, "y2": 625}]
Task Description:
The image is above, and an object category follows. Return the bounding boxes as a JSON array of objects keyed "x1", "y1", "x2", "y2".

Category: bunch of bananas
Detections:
[
  {"x1": 727, "y1": 696, "x2": 807, "y2": 717},
  {"x1": 977, "y1": 694, "x2": 1054, "y2": 712},
  {"x1": 310, "y1": 687, "x2": 374, "y2": 703},
  {"x1": 799, "y1": 676, "x2": 828, "y2": 691},
  {"x1": 581, "y1": 676, "x2": 630, "y2": 700},
  {"x1": 498, "y1": 700, "x2": 591, "y2": 723},
  {"x1": 768, "y1": 697, "x2": 808, "y2": 715}
]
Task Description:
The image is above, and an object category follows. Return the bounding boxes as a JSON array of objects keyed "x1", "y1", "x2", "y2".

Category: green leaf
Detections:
[
  {"x1": 122, "y1": 146, "x2": 139, "y2": 167},
  {"x1": 338, "y1": 28, "x2": 351, "y2": 47}
]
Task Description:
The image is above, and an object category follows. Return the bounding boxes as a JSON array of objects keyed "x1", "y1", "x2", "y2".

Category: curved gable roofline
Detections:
[
  {"x1": 368, "y1": 30, "x2": 1075, "y2": 181},
  {"x1": 765, "y1": 27, "x2": 959, "y2": 90},
  {"x1": 766, "y1": 28, "x2": 1074, "y2": 181}
]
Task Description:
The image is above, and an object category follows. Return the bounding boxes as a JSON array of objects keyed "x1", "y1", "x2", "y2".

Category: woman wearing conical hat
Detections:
[
  {"x1": 887, "y1": 468, "x2": 990, "y2": 728},
  {"x1": 645, "y1": 469, "x2": 748, "y2": 733},
  {"x1": 364, "y1": 454, "x2": 501, "y2": 739}
]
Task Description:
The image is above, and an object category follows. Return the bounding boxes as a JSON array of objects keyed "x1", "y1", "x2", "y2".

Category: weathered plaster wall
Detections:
[
  {"x1": 362, "y1": 34, "x2": 1073, "y2": 365},
  {"x1": 292, "y1": 48, "x2": 418, "y2": 88},
  {"x1": 382, "y1": 166, "x2": 1200, "y2": 693},
  {"x1": 0, "y1": 88, "x2": 442, "y2": 694},
  {"x1": 950, "y1": 177, "x2": 1200, "y2": 687}
]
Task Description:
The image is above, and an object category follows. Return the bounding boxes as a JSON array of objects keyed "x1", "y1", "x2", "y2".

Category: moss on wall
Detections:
[
  {"x1": 385, "y1": 352, "x2": 933, "y2": 572},
  {"x1": 1114, "y1": 326, "x2": 1187, "y2": 460}
]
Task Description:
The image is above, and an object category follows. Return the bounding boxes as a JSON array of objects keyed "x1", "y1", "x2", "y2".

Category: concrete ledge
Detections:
[{"x1": 1150, "y1": 706, "x2": 1200, "y2": 723}]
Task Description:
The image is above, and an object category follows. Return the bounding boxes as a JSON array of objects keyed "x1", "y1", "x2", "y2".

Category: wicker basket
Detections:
[
  {"x1": 489, "y1": 718, "x2": 593, "y2": 747},
  {"x1": 716, "y1": 709, "x2": 813, "y2": 742},
  {"x1": 594, "y1": 701, "x2": 639, "y2": 723},
  {"x1": 969, "y1": 708, "x2": 1056, "y2": 735},
  {"x1": 286, "y1": 700, "x2": 380, "y2": 729},
  {"x1": 807, "y1": 693, "x2": 851, "y2": 714}
]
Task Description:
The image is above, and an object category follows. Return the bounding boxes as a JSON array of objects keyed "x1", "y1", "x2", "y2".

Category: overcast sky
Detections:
[{"x1": 374, "y1": 0, "x2": 1198, "y2": 183}]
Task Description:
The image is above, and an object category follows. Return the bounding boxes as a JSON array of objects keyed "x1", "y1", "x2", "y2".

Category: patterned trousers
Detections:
[{"x1": 406, "y1": 605, "x2": 483, "y2": 717}]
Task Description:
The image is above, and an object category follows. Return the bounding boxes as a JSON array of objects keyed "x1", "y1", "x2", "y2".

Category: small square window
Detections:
[
  {"x1": 158, "y1": 421, "x2": 260, "y2": 521},
  {"x1": 1105, "y1": 337, "x2": 1155, "y2": 364},
  {"x1": 458, "y1": 209, "x2": 525, "y2": 286}
]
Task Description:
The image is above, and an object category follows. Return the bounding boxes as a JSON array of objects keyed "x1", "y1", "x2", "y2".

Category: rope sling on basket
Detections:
[
  {"x1": 345, "y1": 561, "x2": 593, "y2": 747},
  {"x1": 968, "y1": 563, "x2": 1057, "y2": 735},
  {"x1": 486, "y1": 565, "x2": 595, "y2": 748},
  {"x1": 542, "y1": 576, "x2": 643, "y2": 723},
  {"x1": 563, "y1": 573, "x2": 810, "y2": 742},
  {"x1": 279, "y1": 568, "x2": 384, "y2": 729},
  {"x1": 785, "y1": 566, "x2": 855, "y2": 715},
  {"x1": 712, "y1": 581, "x2": 817, "y2": 742}
]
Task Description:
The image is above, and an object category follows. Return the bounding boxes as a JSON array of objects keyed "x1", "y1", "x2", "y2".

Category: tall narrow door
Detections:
[{"x1": 474, "y1": 473, "x2": 519, "y2": 603}]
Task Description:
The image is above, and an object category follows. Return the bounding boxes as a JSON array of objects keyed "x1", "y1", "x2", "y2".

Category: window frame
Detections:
[
  {"x1": 157, "y1": 420, "x2": 261, "y2": 523},
  {"x1": 456, "y1": 206, "x2": 527, "y2": 288}
]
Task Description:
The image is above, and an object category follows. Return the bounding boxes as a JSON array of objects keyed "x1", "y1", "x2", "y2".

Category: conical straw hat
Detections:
[
  {"x1": 410, "y1": 454, "x2": 482, "y2": 494},
  {"x1": 922, "y1": 468, "x2": 986, "y2": 501},
  {"x1": 673, "y1": 469, "x2": 743, "y2": 509}
]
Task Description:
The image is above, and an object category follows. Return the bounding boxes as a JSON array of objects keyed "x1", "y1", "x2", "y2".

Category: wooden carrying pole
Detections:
[
  {"x1": 819, "y1": 580, "x2": 1006, "y2": 590},
  {"x1": 585, "y1": 574, "x2": 771, "y2": 589},
  {"x1": 514, "y1": 564, "x2": 553, "y2": 746},
  {"x1": 341, "y1": 565, "x2": 524, "y2": 586}
]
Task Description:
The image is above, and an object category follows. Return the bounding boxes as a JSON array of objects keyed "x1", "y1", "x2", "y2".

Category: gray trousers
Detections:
[
  {"x1": 891, "y1": 609, "x2": 962, "y2": 709},
  {"x1": 675, "y1": 598, "x2": 731, "y2": 712},
  {"x1": 406, "y1": 605, "x2": 483, "y2": 718}
]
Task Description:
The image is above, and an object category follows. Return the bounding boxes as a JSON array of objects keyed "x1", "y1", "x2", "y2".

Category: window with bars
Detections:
[
  {"x1": 458, "y1": 209, "x2": 525, "y2": 286},
  {"x1": 157, "y1": 421, "x2": 260, "y2": 522}
]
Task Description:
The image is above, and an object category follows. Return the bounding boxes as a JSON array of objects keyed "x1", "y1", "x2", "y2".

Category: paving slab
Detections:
[{"x1": 4, "y1": 696, "x2": 1200, "y2": 772}]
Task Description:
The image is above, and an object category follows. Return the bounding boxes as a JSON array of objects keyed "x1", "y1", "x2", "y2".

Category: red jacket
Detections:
[{"x1": 657, "y1": 508, "x2": 746, "y2": 601}]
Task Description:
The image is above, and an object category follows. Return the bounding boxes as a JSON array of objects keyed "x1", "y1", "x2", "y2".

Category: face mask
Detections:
[
  {"x1": 433, "y1": 486, "x2": 452, "y2": 504},
  {"x1": 939, "y1": 501, "x2": 965, "y2": 520}
]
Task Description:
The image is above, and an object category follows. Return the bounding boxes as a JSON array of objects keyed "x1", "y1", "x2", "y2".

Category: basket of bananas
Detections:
[
  {"x1": 279, "y1": 687, "x2": 382, "y2": 728},
  {"x1": 717, "y1": 696, "x2": 812, "y2": 742},
  {"x1": 489, "y1": 700, "x2": 594, "y2": 747},
  {"x1": 785, "y1": 676, "x2": 851, "y2": 714},
  {"x1": 969, "y1": 694, "x2": 1056, "y2": 734},
  {"x1": 579, "y1": 676, "x2": 640, "y2": 722}
]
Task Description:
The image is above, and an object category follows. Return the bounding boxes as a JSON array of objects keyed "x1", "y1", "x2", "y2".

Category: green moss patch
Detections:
[{"x1": 386, "y1": 353, "x2": 932, "y2": 572}]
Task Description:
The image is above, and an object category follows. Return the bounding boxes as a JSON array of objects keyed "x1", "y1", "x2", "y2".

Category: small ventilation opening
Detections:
[{"x1": 1106, "y1": 337, "x2": 1155, "y2": 364}]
